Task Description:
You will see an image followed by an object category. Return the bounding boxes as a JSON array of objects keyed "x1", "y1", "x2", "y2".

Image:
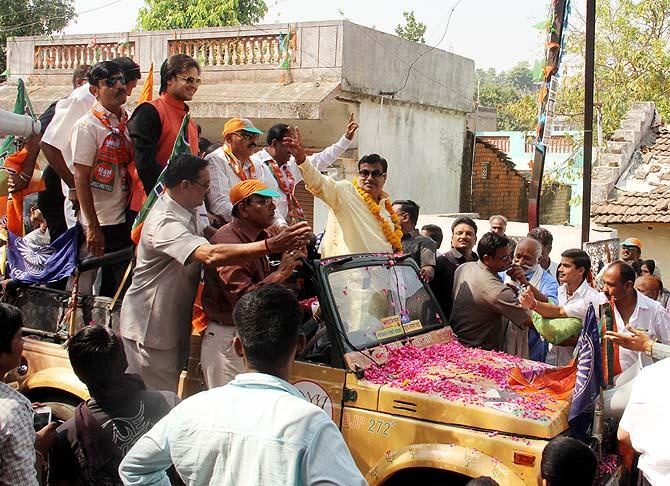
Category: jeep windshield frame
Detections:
[{"x1": 316, "y1": 254, "x2": 447, "y2": 354}]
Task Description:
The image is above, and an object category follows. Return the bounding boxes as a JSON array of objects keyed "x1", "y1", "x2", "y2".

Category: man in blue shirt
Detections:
[
  {"x1": 119, "y1": 285, "x2": 366, "y2": 486},
  {"x1": 504, "y1": 237, "x2": 559, "y2": 360}
]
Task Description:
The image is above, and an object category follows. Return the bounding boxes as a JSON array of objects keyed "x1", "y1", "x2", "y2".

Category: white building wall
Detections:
[{"x1": 357, "y1": 98, "x2": 465, "y2": 215}]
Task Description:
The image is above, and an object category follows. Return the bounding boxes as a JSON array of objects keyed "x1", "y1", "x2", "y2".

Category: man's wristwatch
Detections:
[{"x1": 644, "y1": 340, "x2": 654, "y2": 357}]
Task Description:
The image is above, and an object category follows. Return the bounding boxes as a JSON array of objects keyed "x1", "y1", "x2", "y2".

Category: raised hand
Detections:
[
  {"x1": 283, "y1": 127, "x2": 307, "y2": 164},
  {"x1": 344, "y1": 112, "x2": 359, "y2": 140}
]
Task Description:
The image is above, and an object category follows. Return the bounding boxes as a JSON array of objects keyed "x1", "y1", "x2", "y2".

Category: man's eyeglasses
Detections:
[
  {"x1": 359, "y1": 169, "x2": 385, "y2": 178},
  {"x1": 176, "y1": 75, "x2": 202, "y2": 86},
  {"x1": 246, "y1": 196, "x2": 274, "y2": 207},
  {"x1": 189, "y1": 179, "x2": 210, "y2": 190},
  {"x1": 498, "y1": 253, "x2": 513, "y2": 262},
  {"x1": 104, "y1": 76, "x2": 127, "y2": 88},
  {"x1": 234, "y1": 131, "x2": 258, "y2": 141}
]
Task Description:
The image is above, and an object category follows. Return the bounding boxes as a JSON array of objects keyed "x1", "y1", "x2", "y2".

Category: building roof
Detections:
[
  {"x1": 591, "y1": 185, "x2": 670, "y2": 224},
  {"x1": 618, "y1": 126, "x2": 670, "y2": 192}
]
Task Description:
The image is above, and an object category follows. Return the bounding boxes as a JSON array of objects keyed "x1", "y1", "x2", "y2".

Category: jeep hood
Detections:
[{"x1": 358, "y1": 342, "x2": 571, "y2": 439}]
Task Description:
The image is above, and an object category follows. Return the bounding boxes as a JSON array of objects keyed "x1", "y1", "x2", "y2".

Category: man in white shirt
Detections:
[
  {"x1": 601, "y1": 261, "x2": 670, "y2": 371},
  {"x1": 252, "y1": 114, "x2": 358, "y2": 226},
  {"x1": 618, "y1": 357, "x2": 670, "y2": 485},
  {"x1": 519, "y1": 249, "x2": 606, "y2": 366},
  {"x1": 205, "y1": 117, "x2": 265, "y2": 224},
  {"x1": 71, "y1": 61, "x2": 134, "y2": 297},
  {"x1": 119, "y1": 285, "x2": 366, "y2": 486}
]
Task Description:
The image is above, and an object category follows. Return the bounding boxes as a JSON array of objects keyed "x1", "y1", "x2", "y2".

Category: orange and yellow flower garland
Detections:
[{"x1": 353, "y1": 178, "x2": 403, "y2": 253}]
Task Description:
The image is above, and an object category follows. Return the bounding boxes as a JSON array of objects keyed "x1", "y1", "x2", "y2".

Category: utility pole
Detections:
[{"x1": 581, "y1": 0, "x2": 596, "y2": 243}]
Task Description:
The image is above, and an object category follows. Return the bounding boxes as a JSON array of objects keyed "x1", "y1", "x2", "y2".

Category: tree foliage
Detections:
[
  {"x1": 395, "y1": 11, "x2": 427, "y2": 44},
  {"x1": 475, "y1": 62, "x2": 538, "y2": 131},
  {"x1": 1, "y1": 0, "x2": 76, "y2": 73},
  {"x1": 557, "y1": 0, "x2": 670, "y2": 137},
  {"x1": 136, "y1": 0, "x2": 267, "y2": 30}
]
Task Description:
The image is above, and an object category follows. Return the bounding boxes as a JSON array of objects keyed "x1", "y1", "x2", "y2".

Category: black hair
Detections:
[
  {"x1": 631, "y1": 260, "x2": 643, "y2": 276},
  {"x1": 393, "y1": 199, "x2": 420, "y2": 225},
  {"x1": 72, "y1": 64, "x2": 91, "y2": 88},
  {"x1": 88, "y1": 61, "x2": 123, "y2": 87},
  {"x1": 561, "y1": 249, "x2": 592, "y2": 282},
  {"x1": 0, "y1": 304, "x2": 22, "y2": 355},
  {"x1": 198, "y1": 137, "x2": 212, "y2": 156},
  {"x1": 642, "y1": 259, "x2": 656, "y2": 275},
  {"x1": 465, "y1": 477, "x2": 499, "y2": 486},
  {"x1": 609, "y1": 260, "x2": 637, "y2": 285},
  {"x1": 67, "y1": 325, "x2": 127, "y2": 390},
  {"x1": 540, "y1": 437, "x2": 598, "y2": 486},
  {"x1": 528, "y1": 227, "x2": 554, "y2": 249},
  {"x1": 232, "y1": 285, "x2": 303, "y2": 371},
  {"x1": 267, "y1": 123, "x2": 291, "y2": 146},
  {"x1": 358, "y1": 153, "x2": 388, "y2": 173},
  {"x1": 451, "y1": 216, "x2": 478, "y2": 234},
  {"x1": 159, "y1": 54, "x2": 201, "y2": 94},
  {"x1": 203, "y1": 142, "x2": 222, "y2": 157},
  {"x1": 163, "y1": 153, "x2": 209, "y2": 188},
  {"x1": 477, "y1": 231, "x2": 510, "y2": 259},
  {"x1": 421, "y1": 224, "x2": 443, "y2": 247},
  {"x1": 111, "y1": 56, "x2": 141, "y2": 81}
]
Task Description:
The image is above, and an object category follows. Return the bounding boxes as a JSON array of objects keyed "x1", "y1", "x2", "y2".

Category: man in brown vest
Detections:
[{"x1": 128, "y1": 54, "x2": 201, "y2": 195}]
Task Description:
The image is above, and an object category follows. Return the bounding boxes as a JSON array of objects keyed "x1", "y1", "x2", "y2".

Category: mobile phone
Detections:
[{"x1": 33, "y1": 406, "x2": 52, "y2": 431}]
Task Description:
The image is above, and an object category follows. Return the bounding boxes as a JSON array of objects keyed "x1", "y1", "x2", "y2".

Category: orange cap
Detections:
[
  {"x1": 222, "y1": 117, "x2": 263, "y2": 137},
  {"x1": 229, "y1": 179, "x2": 280, "y2": 206},
  {"x1": 621, "y1": 237, "x2": 642, "y2": 250}
]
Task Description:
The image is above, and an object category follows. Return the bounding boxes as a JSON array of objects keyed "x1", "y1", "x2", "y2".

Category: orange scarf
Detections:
[
  {"x1": 223, "y1": 144, "x2": 255, "y2": 181},
  {"x1": 266, "y1": 159, "x2": 305, "y2": 222},
  {"x1": 89, "y1": 102, "x2": 131, "y2": 193}
]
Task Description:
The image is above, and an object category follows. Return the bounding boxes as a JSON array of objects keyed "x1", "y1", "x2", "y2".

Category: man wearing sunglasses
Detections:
[
  {"x1": 41, "y1": 57, "x2": 141, "y2": 232},
  {"x1": 201, "y1": 179, "x2": 304, "y2": 388},
  {"x1": 70, "y1": 61, "x2": 135, "y2": 297},
  {"x1": 129, "y1": 54, "x2": 201, "y2": 196},
  {"x1": 283, "y1": 131, "x2": 400, "y2": 257},
  {"x1": 450, "y1": 231, "x2": 533, "y2": 352},
  {"x1": 204, "y1": 117, "x2": 264, "y2": 225}
]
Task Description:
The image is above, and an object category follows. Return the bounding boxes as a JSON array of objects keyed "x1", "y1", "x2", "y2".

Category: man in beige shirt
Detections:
[
  {"x1": 285, "y1": 130, "x2": 402, "y2": 257},
  {"x1": 451, "y1": 232, "x2": 533, "y2": 351}
]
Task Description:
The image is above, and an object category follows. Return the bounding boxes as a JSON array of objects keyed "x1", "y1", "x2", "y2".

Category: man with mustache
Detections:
[
  {"x1": 201, "y1": 179, "x2": 304, "y2": 388},
  {"x1": 503, "y1": 237, "x2": 558, "y2": 359},
  {"x1": 70, "y1": 61, "x2": 135, "y2": 297},
  {"x1": 205, "y1": 117, "x2": 264, "y2": 225}
]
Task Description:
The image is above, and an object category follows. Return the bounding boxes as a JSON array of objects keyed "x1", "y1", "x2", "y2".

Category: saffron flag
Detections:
[
  {"x1": 7, "y1": 225, "x2": 79, "y2": 284},
  {"x1": 130, "y1": 114, "x2": 191, "y2": 244},
  {"x1": 137, "y1": 62, "x2": 153, "y2": 104},
  {"x1": 0, "y1": 78, "x2": 36, "y2": 194}
]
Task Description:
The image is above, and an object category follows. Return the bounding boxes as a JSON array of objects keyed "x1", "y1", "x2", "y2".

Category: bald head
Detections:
[
  {"x1": 635, "y1": 275, "x2": 661, "y2": 300},
  {"x1": 514, "y1": 237, "x2": 542, "y2": 270}
]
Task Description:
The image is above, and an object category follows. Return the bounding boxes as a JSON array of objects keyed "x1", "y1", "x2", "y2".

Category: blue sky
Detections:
[{"x1": 64, "y1": 0, "x2": 553, "y2": 71}]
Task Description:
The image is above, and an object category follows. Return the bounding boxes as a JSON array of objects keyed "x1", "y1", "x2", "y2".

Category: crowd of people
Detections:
[{"x1": 0, "y1": 51, "x2": 668, "y2": 485}]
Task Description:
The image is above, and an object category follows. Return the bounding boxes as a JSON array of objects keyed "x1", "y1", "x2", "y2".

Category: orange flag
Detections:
[
  {"x1": 508, "y1": 361, "x2": 577, "y2": 402},
  {"x1": 137, "y1": 62, "x2": 153, "y2": 105}
]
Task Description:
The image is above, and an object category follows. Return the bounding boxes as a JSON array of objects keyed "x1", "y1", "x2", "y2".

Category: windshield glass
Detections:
[{"x1": 327, "y1": 262, "x2": 444, "y2": 349}]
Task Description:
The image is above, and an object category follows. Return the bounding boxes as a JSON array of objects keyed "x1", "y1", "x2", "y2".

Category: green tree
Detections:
[
  {"x1": 1, "y1": 0, "x2": 76, "y2": 73},
  {"x1": 136, "y1": 0, "x2": 267, "y2": 30},
  {"x1": 475, "y1": 61, "x2": 538, "y2": 131},
  {"x1": 557, "y1": 0, "x2": 670, "y2": 137},
  {"x1": 395, "y1": 11, "x2": 427, "y2": 44}
]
